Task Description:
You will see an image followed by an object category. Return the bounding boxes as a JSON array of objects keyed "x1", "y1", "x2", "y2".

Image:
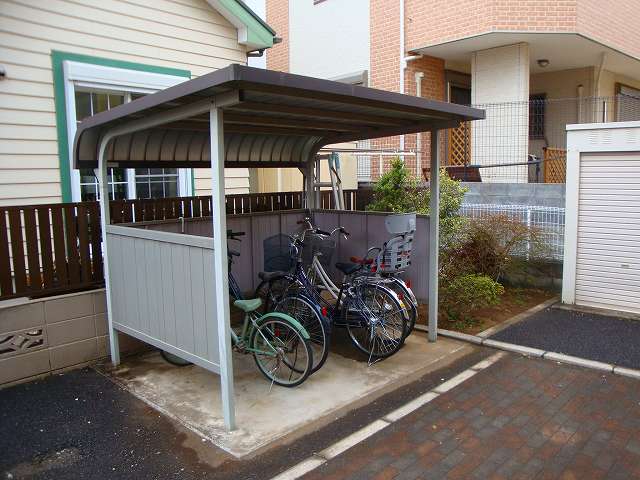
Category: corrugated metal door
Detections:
[{"x1": 575, "y1": 153, "x2": 640, "y2": 314}]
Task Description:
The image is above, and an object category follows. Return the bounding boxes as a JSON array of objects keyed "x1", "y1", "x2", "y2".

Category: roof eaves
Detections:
[{"x1": 206, "y1": 0, "x2": 276, "y2": 51}]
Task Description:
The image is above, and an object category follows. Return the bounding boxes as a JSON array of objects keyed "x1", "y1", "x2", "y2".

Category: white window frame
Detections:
[{"x1": 63, "y1": 61, "x2": 193, "y2": 202}]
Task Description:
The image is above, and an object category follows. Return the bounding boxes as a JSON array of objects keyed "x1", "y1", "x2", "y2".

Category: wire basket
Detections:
[
  {"x1": 263, "y1": 234, "x2": 295, "y2": 272},
  {"x1": 301, "y1": 233, "x2": 336, "y2": 269}
]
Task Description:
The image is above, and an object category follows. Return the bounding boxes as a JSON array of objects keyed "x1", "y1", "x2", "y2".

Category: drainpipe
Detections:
[
  {"x1": 399, "y1": 0, "x2": 423, "y2": 155},
  {"x1": 399, "y1": 0, "x2": 405, "y2": 152},
  {"x1": 594, "y1": 52, "x2": 607, "y2": 122},
  {"x1": 577, "y1": 84, "x2": 584, "y2": 123},
  {"x1": 415, "y1": 71, "x2": 424, "y2": 175}
]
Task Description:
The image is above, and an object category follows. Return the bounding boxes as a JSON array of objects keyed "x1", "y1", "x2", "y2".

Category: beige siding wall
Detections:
[{"x1": 0, "y1": 0, "x2": 249, "y2": 206}]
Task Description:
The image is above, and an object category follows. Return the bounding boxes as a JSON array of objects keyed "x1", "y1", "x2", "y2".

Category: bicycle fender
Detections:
[{"x1": 257, "y1": 312, "x2": 311, "y2": 340}]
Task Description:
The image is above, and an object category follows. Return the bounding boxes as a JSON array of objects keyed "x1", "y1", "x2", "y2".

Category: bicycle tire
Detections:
[
  {"x1": 385, "y1": 278, "x2": 418, "y2": 337},
  {"x1": 275, "y1": 294, "x2": 330, "y2": 374},
  {"x1": 160, "y1": 350, "x2": 192, "y2": 366},
  {"x1": 251, "y1": 316, "x2": 313, "y2": 387},
  {"x1": 344, "y1": 283, "x2": 407, "y2": 359}
]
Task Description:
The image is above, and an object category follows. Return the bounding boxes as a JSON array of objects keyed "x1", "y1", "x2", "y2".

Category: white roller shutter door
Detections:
[{"x1": 575, "y1": 153, "x2": 640, "y2": 314}]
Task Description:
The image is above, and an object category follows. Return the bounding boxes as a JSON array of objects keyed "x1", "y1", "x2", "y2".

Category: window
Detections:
[
  {"x1": 135, "y1": 168, "x2": 179, "y2": 199},
  {"x1": 616, "y1": 84, "x2": 640, "y2": 122},
  {"x1": 75, "y1": 90, "x2": 128, "y2": 201},
  {"x1": 529, "y1": 94, "x2": 546, "y2": 139},
  {"x1": 63, "y1": 60, "x2": 191, "y2": 202}
]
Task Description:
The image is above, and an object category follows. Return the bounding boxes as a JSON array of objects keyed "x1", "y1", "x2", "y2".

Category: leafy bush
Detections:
[
  {"x1": 440, "y1": 274, "x2": 504, "y2": 324},
  {"x1": 366, "y1": 158, "x2": 467, "y2": 243},
  {"x1": 441, "y1": 213, "x2": 547, "y2": 282},
  {"x1": 366, "y1": 157, "x2": 428, "y2": 213}
]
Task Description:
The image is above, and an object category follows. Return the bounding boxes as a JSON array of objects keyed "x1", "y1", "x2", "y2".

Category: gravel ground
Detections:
[{"x1": 491, "y1": 307, "x2": 640, "y2": 369}]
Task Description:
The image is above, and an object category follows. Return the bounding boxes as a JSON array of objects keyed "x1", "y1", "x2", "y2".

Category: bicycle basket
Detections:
[
  {"x1": 301, "y1": 233, "x2": 336, "y2": 269},
  {"x1": 378, "y1": 232, "x2": 414, "y2": 273},
  {"x1": 263, "y1": 234, "x2": 295, "y2": 272}
]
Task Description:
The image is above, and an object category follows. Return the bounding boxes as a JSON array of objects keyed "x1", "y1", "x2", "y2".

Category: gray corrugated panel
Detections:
[{"x1": 74, "y1": 65, "x2": 484, "y2": 170}]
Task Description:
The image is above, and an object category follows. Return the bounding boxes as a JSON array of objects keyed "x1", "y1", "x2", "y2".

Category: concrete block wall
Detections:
[
  {"x1": 462, "y1": 182, "x2": 566, "y2": 208},
  {"x1": 0, "y1": 290, "x2": 147, "y2": 388}
]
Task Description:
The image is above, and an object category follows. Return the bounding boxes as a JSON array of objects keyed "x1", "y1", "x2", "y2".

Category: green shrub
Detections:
[
  {"x1": 440, "y1": 274, "x2": 504, "y2": 324},
  {"x1": 366, "y1": 158, "x2": 467, "y2": 243},
  {"x1": 441, "y1": 213, "x2": 547, "y2": 282}
]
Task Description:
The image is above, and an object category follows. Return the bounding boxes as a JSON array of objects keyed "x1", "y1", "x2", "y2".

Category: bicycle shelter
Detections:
[{"x1": 73, "y1": 64, "x2": 484, "y2": 431}]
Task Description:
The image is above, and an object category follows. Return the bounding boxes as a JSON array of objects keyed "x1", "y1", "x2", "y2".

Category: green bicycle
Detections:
[{"x1": 231, "y1": 298, "x2": 314, "y2": 387}]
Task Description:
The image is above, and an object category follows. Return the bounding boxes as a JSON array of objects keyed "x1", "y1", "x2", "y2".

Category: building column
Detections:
[{"x1": 471, "y1": 43, "x2": 530, "y2": 183}]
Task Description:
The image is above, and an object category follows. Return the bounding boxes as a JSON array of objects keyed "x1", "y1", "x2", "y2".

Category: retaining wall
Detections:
[
  {"x1": 462, "y1": 183, "x2": 566, "y2": 208},
  {"x1": 0, "y1": 289, "x2": 146, "y2": 387}
]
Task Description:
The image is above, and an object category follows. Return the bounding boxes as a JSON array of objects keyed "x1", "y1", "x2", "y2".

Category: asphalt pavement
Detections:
[{"x1": 491, "y1": 306, "x2": 640, "y2": 369}]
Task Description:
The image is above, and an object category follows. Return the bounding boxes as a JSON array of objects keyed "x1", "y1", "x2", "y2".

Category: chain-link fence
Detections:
[
  {"x1": 459, "y1": 203, "x2": 566, "y2": 261},
  {"x1": 353, "y1": 94, "x2": 640, "y2": 183}
]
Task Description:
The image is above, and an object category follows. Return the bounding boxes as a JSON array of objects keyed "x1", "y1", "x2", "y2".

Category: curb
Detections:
[
  {"x1": 476, "y1": 297, "x2": 560, "y2": 338},
  {"x1": 437, "y1": 328, "x2": 640, "y2": 380}
]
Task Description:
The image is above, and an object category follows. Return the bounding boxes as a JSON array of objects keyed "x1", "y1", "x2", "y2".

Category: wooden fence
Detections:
[
  {"x1": 0, "y1": 190, "x2": 361, "y2": 301},
  {"x1": 0, "y1": 202, "x2": 104, "y2": 301}
]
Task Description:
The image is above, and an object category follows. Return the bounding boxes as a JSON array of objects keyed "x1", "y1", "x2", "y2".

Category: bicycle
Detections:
[
  {"x1": 257, "y1": 227, "x2": 408, "y2": 362},
  {"x1": 299, "y1": 216, "x2": 418, "y2": 338},
  {"x1": 255, "y1": 234, "x2": 331, "y2": 374},
  {"x1": 230, "y1": 297, "x2": 313, "y2": 387}
]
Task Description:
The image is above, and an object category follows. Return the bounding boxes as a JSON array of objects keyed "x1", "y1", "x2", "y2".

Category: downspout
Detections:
[
  {"x1": 399, "y1": 0, "x2": 423, "y2": 156},
  {"x1": 577, "y1": 84, "x2": 584, "y2": 123},
  {"x1": 594, "y1": 52, "x2": 607, "y2": 122},
  {"x1": 415, "y1": 71, "x2": 424, "y2": 175},
  {"x1": 399, "y1": 0, "x2": 405, "y2": 152}
]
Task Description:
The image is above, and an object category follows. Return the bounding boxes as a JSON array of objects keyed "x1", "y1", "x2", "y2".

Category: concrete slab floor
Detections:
[{"x1": 100, "y1": 332, "x2": 471, "y2": 458}]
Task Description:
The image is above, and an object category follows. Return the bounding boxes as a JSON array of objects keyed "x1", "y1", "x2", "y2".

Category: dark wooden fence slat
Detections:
[
  {"x1": 192, "y1": 197, "x2": 201, "y2": 217},
  {"x1": 88, "y1": 202, "x2": 103, "y2": 282},
  {"x1": 77, "y1": 205, "x2": 92, "y2": 282},
  {"x1": 64, "y1": 205, "x2": 81, "y2": 284},
  {"x1": 37, "y1": 207, "x2": 54, "y2": 289},
  {"x1": 51, "y1": 206, "x2": 68, "y2": 287},
  {"x1": 23, "y1": 208, "x2": 41, "y2": 291},
  {"x1": 0, "y1": 210, "x2": 13, "y2": 297},
  {"x1": 8, "y1": 209, "x2": 27, "y2": 294}
]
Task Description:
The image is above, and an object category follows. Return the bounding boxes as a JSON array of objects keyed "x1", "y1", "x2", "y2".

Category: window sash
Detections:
[{"x1": 63, "y1": 60, "x2": 191, "y2": 202}]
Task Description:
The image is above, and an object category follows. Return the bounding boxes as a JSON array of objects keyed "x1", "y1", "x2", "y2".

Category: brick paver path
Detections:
[{"x1": 302, "y1": 354, "x2": 640, "y2": 480}]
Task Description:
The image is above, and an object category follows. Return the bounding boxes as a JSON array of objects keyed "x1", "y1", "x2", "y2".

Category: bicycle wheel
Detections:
[
  {"x1": 344, "y1": 283, "x2": 407, "y2": 359},
  {"x1": 160, "y1": 350, "x2": 192, "y2": 366},
  {"x1": 385, "y1": 278, "x2": 418, "y2": 337},
  {"x1": 251, "y1": 316, "x2": 313, "y2": 387},
  {"x1": 275, "y1": 294, "x2": 330, "y2": 374}
]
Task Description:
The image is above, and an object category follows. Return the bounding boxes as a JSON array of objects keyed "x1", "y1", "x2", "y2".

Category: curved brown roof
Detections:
[{"x1": 74, "y1": 64, "x2": 484, "y2": 169}]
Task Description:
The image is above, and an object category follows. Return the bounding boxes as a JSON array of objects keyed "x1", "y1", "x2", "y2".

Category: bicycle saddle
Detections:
[
  {"x1": 335, "y1": 262, "x2": 361, "y2": 275},
  {"x1": 258, "y1": 271, "x2": 287, "y2": 281},
  {"x1": 233, "y1": 298, "x2": 262, "y2": 313}
]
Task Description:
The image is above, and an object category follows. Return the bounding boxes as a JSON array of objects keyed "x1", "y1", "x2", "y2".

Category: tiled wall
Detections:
[
  {"x1": 266, "y1": 0, "x2": 289, "y2": 72},
  {"x1": 0, "y1": 290, "x2": 146, "y2": 387}
]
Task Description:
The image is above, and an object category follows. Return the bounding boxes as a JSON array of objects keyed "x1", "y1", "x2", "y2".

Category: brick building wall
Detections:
[
  {"x1": 370, "y1": 0, "x2": 446, "y2": 179},
  {"x1": 578, "y1": 0, "x2": 640, "y2": 59},
  {"x1": 404, "y1": 0, "x2": 640, "y2": 60},
  {"x1": 266, "y1": 0, "x2": 289, "y2": 71}
]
